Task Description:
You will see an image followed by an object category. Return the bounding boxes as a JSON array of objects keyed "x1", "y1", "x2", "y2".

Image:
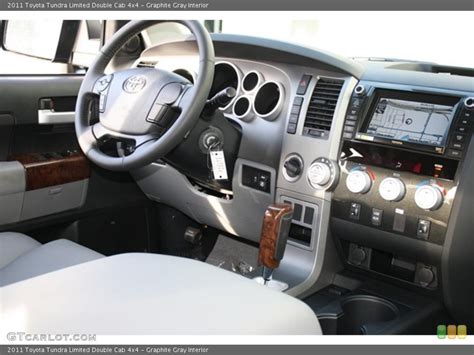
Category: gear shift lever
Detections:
[{"x1": 258, "y1": 203, "x2": 293, "y2": 285}]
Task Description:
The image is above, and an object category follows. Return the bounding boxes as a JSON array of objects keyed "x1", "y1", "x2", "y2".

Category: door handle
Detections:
[{"x1": 38, "y1": 109, "x2": 75, "y2": 125}]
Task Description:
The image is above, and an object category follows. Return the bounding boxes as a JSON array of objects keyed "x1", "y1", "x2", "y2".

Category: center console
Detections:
[
  {"x1": 277, "y1": 74, "x2": 473, "y2": 332},
  {"x1": 331, "y1": 81, "x2": 473, "y2": 291}
]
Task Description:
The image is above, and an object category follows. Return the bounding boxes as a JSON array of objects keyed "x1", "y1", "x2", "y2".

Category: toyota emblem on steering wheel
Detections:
[{"x1": 123, "y1": 75, "x2": 147, "y2": 93}]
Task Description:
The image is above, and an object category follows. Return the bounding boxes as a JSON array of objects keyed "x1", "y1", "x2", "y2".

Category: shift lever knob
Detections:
[{"x1": 258, "y1": 203, "x2": 293, "y2": 283}]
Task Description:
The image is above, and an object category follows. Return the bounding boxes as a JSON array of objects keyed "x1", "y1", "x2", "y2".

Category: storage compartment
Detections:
[
  {"x1": 20, "y1": 179, "x2": 88, "y2": 220},
  {"x1": 0, "y1": 161, "x2": 25, "y2": 225},
  {"x1": 319, "y1": 295, "x2": 399, "y2": 335}
]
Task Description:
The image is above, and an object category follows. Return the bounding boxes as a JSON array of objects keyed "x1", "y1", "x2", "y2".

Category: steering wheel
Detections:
[{"x1": 75, "y1": 20, "x2": 215, "y2": 171}]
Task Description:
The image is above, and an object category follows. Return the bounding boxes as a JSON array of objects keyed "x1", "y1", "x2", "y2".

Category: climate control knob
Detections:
[
  {"x1": 415, "y1": 184, "x2": 444, "y2": 210},
  {"x1": 346, "y1": 170, "x2": 372, "y2": 194},
  {"x1": 379, "y1": 177, "x2": 406, "y2": 202},
  {"x1": 308, "y1": 162, "x2": 332, "y2": 187}
]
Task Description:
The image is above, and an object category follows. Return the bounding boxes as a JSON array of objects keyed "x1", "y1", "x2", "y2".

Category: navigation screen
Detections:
[{"x1": 366, "y1": 98, "x2": 455, "y2": 147}]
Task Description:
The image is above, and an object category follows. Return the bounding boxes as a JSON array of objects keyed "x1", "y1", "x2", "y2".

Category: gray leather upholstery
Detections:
[
  {"x1": 2, "y1": 253, "x2": 322, "y2": 335},
  {"x1": 0, "y1": 232, "x2": 41, "y2": 269},
  {"x1": 0, "y1": 232, "x2": 104, "y2": 286}
]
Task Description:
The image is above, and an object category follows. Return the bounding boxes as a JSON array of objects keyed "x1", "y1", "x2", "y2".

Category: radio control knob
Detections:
[
  {"x1": 308, "y1": 162, "x2": 332, "y2": 187},
  {"x1": 354, "y1": 84, "x2": 366, "y2": 96},
  {"x1": 415, "y1": 185, "x2": 444, "y2": 210},
  {"x1": 379, "y1": 177, "x2": 406, "y2": 202},
  {"x1": 464, "y1": 97, "x2": 474, "y2": 109},
  {"x1": 346, "y1": 170, "x2": 372, "y2": 194}
]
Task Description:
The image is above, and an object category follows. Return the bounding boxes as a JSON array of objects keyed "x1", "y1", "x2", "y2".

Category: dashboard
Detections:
[{"x1": 130, "y1": 33, "x2": 474, "y2": 323}]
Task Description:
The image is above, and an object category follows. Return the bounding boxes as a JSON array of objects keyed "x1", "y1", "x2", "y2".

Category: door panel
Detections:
[{"x1": 0, "y1": 75, "x2": 151, "y2": 238}]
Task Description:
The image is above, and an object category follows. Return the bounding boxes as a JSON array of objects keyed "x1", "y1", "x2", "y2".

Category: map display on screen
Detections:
[{"x1": 366, "y1": 98, "x2": 455, "y2": 147}]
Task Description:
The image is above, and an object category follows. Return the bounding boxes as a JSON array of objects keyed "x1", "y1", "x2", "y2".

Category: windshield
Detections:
[{"x1": 217, "y1": 13, "x2": 473, "y2": 69}]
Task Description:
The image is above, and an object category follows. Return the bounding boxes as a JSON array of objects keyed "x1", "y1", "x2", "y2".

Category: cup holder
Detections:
[{"x1": 319, "y1": 295, "x2": 399, "y2": 335}]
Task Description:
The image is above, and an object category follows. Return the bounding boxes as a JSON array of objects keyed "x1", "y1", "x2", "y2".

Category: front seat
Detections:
[
  {"x1": 0, "y1": 232, "x2": 104, "y2": 287},
  {"x1": 0, "y1": 233, "x2": 322, "y2": 335}
]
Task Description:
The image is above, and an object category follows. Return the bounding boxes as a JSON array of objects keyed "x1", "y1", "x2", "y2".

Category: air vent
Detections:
[
  {"x1": 136, "y1": 61, "x2": 157, "y2": 68},
  {"x1": 303, "y1": 77, "x2": 344, "y2": 139}
]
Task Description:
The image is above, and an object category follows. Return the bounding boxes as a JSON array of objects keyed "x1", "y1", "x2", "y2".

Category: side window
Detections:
[{"x1": 0, "y1": 20, "x2": 101, "y2": 74}]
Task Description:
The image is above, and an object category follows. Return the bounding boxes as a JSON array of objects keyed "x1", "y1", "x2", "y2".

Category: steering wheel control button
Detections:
[
  {"x1": 346, "y1": 170, "x2": 372, "y2": 194},
  {"x1": 349, "y1": 202, "x2": 361, "y2": 221},
  {"x1": 99, "y1": 93, "x2": 107, "y2": 112},
  {"x1": 156, "y1": 83, "x2": 184, "y2": 105},
  {"x1": 379, "y1": 177, "x2": 406, "y2": 202},
  {"x1": 415, "y1": 184, "x2": 444, "y2": 210},
  {"x1": 297, "y1": 74, "x2": 313, "y2": 95},
  {"x1": 371, "y1": 208, "x2": 383, "y2": 226},
  {"x1": 95, "y1": 75, "x2": 113, "y2": 92},
  {"x1": 417, "y1": 219, "x2": 431, "y2": 240},
  {"x1": 393, "y1": 208, "x2": 406, "y2": 233}
]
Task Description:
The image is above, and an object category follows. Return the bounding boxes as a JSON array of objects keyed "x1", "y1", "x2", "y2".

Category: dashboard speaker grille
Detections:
[{"x1": 303, "y1": 77, "x2": 344, "y2": 138}]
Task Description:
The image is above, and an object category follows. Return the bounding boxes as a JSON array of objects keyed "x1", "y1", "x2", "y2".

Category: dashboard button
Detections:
[
  {"x1": 453, "y1": 134, "x2": 466, "y2": 143},
  {"x1": 344, "y1": 125, "x2": 355, "y2": 133},
  {"x1": 450, "y1": 142, "x2": 464, "y2": 150},
  {"x1": 293, "y1": 96, "x2": 304, "y2": 106},
  {"x1": 345, "y1": 120, "x2": 356, "y2": 127},
  {"x1": 291, "y1": 105, "x2": 302, "y2": 115},
  {"x1": 343, "y1": 132, "x2": 353, "y2": 139},
  {"x1": 287, "y1": 123, "x2": 297, "y2": 134},
  {"x1": 293, "y1": 203, "x2": 303, "y2": 221},
  {"x1": 350, "y1": 98, "x2": 363, "y2": 109},
  {"x1": 456, "y1": 126, "x2": 467, "y2": 133},
  {"x1": 447, "y1": 149, "x2": 462, "y2": 158},
  {"x1": 349, "y1": 202, "x2": 361, "y2": 220},
  {"x1": 371, "y1": 208, "x2": 383, "y2": 226},
  {"x1": 393, "y1": 208, "x2": 406, "y2": 232},
  {"x1": 304, "y1": 207, "x2": 315, "y2": 225},
  {"x1": 297, "y1": 74, "x2": 312, "y2": 95},
  {"x1": 460, "y1": 110, "x2": 472, "y2": 122},
  {"x1": 417, "y1": 219, "x2": 431, "y2": 240},
  {"x1": 348, "y1": 108, "x2": 359, "y2": 116},
  {"x1": 289, "y1": 114, "x2": 299, "y2": 123}
]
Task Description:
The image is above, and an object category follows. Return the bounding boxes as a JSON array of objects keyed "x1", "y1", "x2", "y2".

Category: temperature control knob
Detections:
[
  {"x1": 308, "y1": 162, "x2": 332, "y2": 186},
  {"x1": 346, "y1": 170, "x2": 372, "y2": 194},
  {"x1": 379, "y1": 177, "x2": 406, "y2": 202},
  {"x1": 415, "y1": 184, "x2": 444, "y2": 210}
]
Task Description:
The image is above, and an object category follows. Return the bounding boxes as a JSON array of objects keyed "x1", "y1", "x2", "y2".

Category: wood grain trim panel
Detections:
[
  {"x1": 10, "y1": 153, "x2": 90, "y2": 191},
  {"x1": 258, "y1": 203, "x2": 293, "y2": 269}
]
